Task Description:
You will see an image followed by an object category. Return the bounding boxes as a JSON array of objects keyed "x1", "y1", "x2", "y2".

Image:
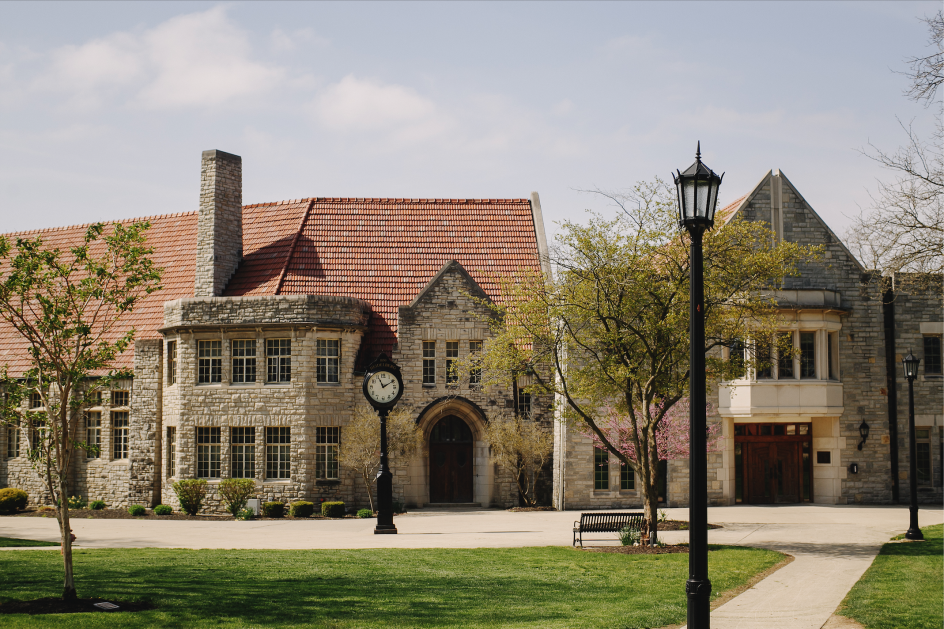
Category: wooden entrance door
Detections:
[
  {"x1": 429, "y1": 416, "x2": 474, "y2": 503},
  {"x1": 745, "y1": 442, "x2": 802, "y2": 504}
]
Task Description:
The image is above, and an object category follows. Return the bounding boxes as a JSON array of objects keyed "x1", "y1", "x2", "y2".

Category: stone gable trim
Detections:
[
  {"x1": 530, "y1": 192, "x2": 552, "y2": 279},
  {"x1": 405, "y1": 260, "x2": 492, "y2": 310},
  {"x1": 415, "y1": 395, "x2": 490, "y2": 426}
]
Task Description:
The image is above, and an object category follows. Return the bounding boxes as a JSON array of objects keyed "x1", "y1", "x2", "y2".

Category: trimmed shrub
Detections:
[
  {"x1": 321, "y1": 501, "x2": 345, "y2": 518},
  {"x1": 0, "y1": 488, "x2": 29, "y2": 515},
  {"x1": 128, "y1": 504, "x2": 147, "y2": 516},
  {"x1": 172, "y1": 479, "x2": 208, "y2": 516},
  {"x1": 357, "y1": 508, "x2": 373, "y2": 519},
  {"x1": 392, "y1": 500, "x2": 406, "y2": 514},
  {"x1": 89, "y1": 500, "x2": 106, "y2": 510},
  {"x1": 262, "y1": 501, "x2": 285, "y2": 518},
  {"x1": 219, "y1": 479, "x2": 256, "y2": 516},
  {"x1": 153, "y1": 504, "x2": 173, "y2": 516},
  {"x1": 289, "y1": 501, "x2": 315, "y2": 518},
  {"x1": 236, "y1": 508, "x2": 254, "y2": 521}
]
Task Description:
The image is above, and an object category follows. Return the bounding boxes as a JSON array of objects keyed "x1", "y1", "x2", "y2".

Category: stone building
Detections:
[
  {"x1": 0, "y1": 149, "x2": 550, "y2": 511},
  {"x1": 0, "y1": 154, "x2": 940, "y2": 512},
  {"x1": 553, "y1": 169, "x2": 943, "y2": 509}
]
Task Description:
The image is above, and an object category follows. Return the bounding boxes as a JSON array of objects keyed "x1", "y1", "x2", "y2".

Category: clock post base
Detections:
[{"x1": 374, "y1": 525, "x2": 398, "y2": 535}]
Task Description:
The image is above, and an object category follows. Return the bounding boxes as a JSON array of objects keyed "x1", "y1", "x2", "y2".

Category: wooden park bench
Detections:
[{"x1": 573, "y1": 512, "x2": 645, "y2": 547}]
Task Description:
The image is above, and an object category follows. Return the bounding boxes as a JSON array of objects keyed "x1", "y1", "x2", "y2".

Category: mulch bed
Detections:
[
  {"x1": 659, "y1": 520, "x2": 722, "y2": 531},
  {"x1": 579, "y1": 544, "x2": 690, "y2": 555},
  {"x1": 0, "y1": 597, "x2": 155, "y2": 615},
  {"x1": 9, "y1": 508, "x2": 374, "y2": 521},
  {"x1": 507, "y1": 506, "x2": 558, "y2": 512}
]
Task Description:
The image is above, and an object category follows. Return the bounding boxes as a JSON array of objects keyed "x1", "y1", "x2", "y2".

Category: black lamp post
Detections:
[
  {"x1": 673, "y1": 142, "x2": 723, "y2": 629},
  {"x1": 902, "y1": 350, "x2": 924, "y2": 541},
  {"x1": 363, "y1": 353, "x2": 405, "y2": 535}
]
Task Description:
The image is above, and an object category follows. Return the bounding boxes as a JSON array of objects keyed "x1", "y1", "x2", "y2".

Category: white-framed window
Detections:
[
  {"x1": 620, "y1": 461, "x2": 635, "y2": 490},
  {"x1": 166, "y1": 426, "x2": 176, "y2": 478},
  {"x1": 925, "y1": 335, "x2": 942, "y2": 376},
  {"x1": 517, "y1": 377, "x2": 532, "y2": 418},
  {"x1": 423, "y1": 341, "x2": 436, "y2": 385},
  {"x1": 113, "y1": 412, "x2": 129, "y2": 459},
  {"x1": 198, "y1": 341, "x2": 222, "y2": 384},
  {"x1": 445, "y1": 341, "x2": 459, "y2": 385},
  {"x1": 266, "y1": 427, "x2": 291, "y2": 479},
  {"x1": 316, "y1": 339, "x2": 340, "y2": 383},
  {"x1": 777, "y1": 332, "x2": 795, "y2": 379},
  {"x1": 469, "y1": 341, "x2": 482, "y2": 386},
  {"x1": 266, "y1": 339, "x2": 291, "y2": 383},
  {"x1": 111, "y1": 390, "x2": 130, "y2": 407},
  {"x1": 86, "y1": 412, "x2": 101, "y2": 459},
  {"x1": 594, "y1": 446, "x2": 609, "y2": 490},
  {"x1": 799, "y1": 332, "x2": 816, "y2": 379},
  {"x1": 316, "y1": 427, "x2": 340, "y2": 480},
  {"x1": 6, "y1": 425, "x2": 19, "y2": 458},
  {"x1": 231, "y1": 427, "x2": 255, "y2": 479},
  {"x1": 232, "y1": 340, "x2": 257, "y2": 383},
  {"x1": 167, "y1": 340, "x2": 177, "y2": 385},
  {"x1": 29, "y1": 391, "x2": 42, "y2": 409},
  {"x1": 197, "y1": 427, "x2": 221, "y2": 478}
]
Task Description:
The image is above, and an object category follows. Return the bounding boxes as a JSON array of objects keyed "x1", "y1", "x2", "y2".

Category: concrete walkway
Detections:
[{"x1": 2, "y1": 504, "x2": 941, "y2": 629}]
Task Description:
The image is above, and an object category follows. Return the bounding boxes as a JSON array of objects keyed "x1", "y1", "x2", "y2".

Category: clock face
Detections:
[{"x1": 366, "y1": 370, "x2": 400, "y2": 404}]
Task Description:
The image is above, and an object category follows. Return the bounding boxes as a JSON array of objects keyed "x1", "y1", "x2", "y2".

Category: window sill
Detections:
[
  {"x1": 196, "y1": 383, "x2": 222, "y2": 387},
  {"x1": 262, "y1": 479, "x2": 292, "y2": 483},
  {"x1": 316, "y1": 479, "x2": 341, "y2": 486},
  {"x1": 316, "y1": 382, "x2": 341, "y2": 387},
  {"x1": 263, "y1": 383, "x2": 292, "y2": 387},
  {"x1": 422, "y1": 383, "x2": 437, "y2": 388}
]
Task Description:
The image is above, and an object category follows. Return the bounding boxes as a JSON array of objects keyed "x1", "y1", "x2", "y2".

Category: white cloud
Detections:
[
  {"x1": 136, "y1": 6, "x2": 284, "y2": 108},
  {"x1": 270, "y1": 27, "x2": 329, "y2": 53},
  {"x1": 28, "y1": 6, "x2": 285, "y2": 110},
  {"x1": 314, "y1": 75, "x2": 449, "y2": 141}
]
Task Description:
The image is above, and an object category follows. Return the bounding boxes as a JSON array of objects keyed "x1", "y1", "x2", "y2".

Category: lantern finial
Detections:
[{"x1": 696, "y1": 141, "x2": 701, "y2": 160}]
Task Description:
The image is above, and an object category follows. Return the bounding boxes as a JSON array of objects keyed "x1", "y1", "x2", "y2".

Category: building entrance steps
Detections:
[{"x1": 2, "y1": 505, "x2": 941, "y2": 628}]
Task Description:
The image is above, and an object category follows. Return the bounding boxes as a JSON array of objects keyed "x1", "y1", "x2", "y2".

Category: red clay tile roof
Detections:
[
  {"x1": 0, "y1": 197, "x2": 541, "y2": 375},
  {"x1": 227, "y1": 197, "x2": 541, "y2": 361},
  {"x1": 0, "y1": 213, "x2": 197, "y2": 375}
]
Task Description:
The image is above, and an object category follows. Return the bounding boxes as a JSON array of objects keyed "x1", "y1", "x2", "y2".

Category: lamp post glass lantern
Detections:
[
  {"x1": 901, "y1": 350, "x2": 924, "y2": 541},
  {"x1": 673, "y1": 143, "x2": 723, "y2": 629}
]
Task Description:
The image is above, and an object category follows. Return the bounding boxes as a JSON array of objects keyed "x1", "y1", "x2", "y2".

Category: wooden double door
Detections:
[
  {"x1": 429, "y1": 416, "x2": 474, "y2": 503},
  {"x1": 743, "y1": 441, "x2": 803, "y2": 504}
]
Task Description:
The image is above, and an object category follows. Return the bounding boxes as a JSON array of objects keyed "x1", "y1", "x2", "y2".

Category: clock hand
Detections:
[{"x1": 380, "y1": 377, "x2": 392, "y2": 388}]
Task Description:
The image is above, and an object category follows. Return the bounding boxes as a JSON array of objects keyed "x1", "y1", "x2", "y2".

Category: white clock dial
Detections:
[{"x1": 367, "y1": 371, "x2": 400, "y2": 404}]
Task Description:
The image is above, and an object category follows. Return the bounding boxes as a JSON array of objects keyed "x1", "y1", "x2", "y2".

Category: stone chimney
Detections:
[{"x1": 195, "y1": 150, "x2": 242, "y2": 297}]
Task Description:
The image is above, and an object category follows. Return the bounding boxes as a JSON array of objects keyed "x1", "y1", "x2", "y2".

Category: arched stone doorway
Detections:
[
  {"x1": 428, "y1": 415, "x2": 474, "y2": 503},
  {"x1": 405, "y1": 396, "x2": 498, "y2": 508}
]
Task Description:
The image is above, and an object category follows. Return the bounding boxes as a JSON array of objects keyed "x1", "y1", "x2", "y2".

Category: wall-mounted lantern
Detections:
[{"x1": 857, "y1": 420, "x2": 870, "y2": 451}]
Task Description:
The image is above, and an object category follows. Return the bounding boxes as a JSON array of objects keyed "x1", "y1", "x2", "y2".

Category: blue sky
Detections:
[{"x1": 0, "y1": 1, "x2": 938, "y2": 245}]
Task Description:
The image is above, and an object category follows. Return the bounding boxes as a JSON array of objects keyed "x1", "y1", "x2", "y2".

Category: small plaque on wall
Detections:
[{"x1": 881, "y1": 435, "x2": 890, "y2": 445}]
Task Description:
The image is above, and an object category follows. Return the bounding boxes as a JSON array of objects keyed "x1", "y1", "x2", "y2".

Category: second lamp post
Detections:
[
  {"x1": 902, "y1": 350, "x2": 924, "y2": 541},
  {"x1": 673, "y1": 142, "x2": 724, "y2": 629}
]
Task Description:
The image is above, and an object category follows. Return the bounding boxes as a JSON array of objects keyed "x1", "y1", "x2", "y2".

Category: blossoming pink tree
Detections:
[{"x1": 583, "y1": 398, "x2": 723, "y2": 544}]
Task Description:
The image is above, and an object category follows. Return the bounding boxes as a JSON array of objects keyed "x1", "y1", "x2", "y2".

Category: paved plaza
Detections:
[{"x1": 2, "y1": 504, "x2": 941, "y2": 629}]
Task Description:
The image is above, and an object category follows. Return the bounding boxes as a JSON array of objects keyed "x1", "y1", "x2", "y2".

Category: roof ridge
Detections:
[
  {"x1": 1, "y1": 210, "x2": 198, "y2": 239},
  {"x1": 243, "y1": 197, "x2": 531, "y2": 208}
]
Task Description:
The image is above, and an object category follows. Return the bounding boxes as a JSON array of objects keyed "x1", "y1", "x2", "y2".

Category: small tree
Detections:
[
  {"x1": 483, "y1": 412, "x2": 552, "y2": 506},
  {"x1": 476, "y1": 178, "x2": 818, "y2": 544},
  {"x1": 218, "y1": 478, "x2": 255, "y2": 516},
  {"x1": 0, "y1": 222, "x2": 161, "y2": 600},
  {"x1": 338, "y1": 403, "x2": 424, "y2": 512}
]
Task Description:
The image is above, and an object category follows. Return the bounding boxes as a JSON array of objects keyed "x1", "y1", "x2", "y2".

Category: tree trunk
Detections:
[
  {"x1": 363, "y1": 470, "x2": 375, "y2": 512},
  {"x1": 642, "y1": 471, "x2": 660, "y2": 547},
  {"x1": 57, "y1": 479, "x2": 77, "y2": 601}
]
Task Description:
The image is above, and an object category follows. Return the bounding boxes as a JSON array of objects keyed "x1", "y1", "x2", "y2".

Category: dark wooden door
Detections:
[
  {"x1": 745, "y1": 442, "x2": 801, "y2": 504},
  {"x1": 429, "y1": 416, "x2": 474, "y2": 503}
]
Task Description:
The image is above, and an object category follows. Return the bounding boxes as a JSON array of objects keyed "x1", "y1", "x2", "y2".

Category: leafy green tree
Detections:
[
  {"x1": 475, "y1": 178, "x2": 818, "y2": 542},
  {"x1": 0, "y1": 222, "x2": 161, "y2": 600}
]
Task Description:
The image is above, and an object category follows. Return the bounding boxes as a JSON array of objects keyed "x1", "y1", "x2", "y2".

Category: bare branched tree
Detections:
[{"x1": 847, "y1": 12, "x2": 944, "y2": 278}]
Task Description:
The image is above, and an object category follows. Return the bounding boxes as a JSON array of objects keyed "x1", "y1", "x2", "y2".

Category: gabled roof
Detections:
[
  {"x1": 0, "y1": 212, "x2": 198, "y2": 374},
  {"x1": 0, "y1": 197, "x2": 543, "y2": 376},
  {"x1": 722, "y1": 170, "x2": 865, "y2": 273},
  {"x1": 225, "y1": 197, "x2": 541, "y2": 360}
]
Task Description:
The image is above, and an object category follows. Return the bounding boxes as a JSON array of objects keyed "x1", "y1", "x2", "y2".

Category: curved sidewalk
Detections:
[{"x1": 3, "y1": 504, "x2": 941, "y2": 629}]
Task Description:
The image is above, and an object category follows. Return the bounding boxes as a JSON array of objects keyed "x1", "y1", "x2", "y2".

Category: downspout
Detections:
[{"x1": 882, "y1": 280, "x2": 900, "y2": 502}]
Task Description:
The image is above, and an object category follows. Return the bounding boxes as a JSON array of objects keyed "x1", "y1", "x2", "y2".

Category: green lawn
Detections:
[
  {"x1": 0, "y1": 545, "x2": 783, "y2": 628},
  {"x1": 0, "y1": 537, "x2": 58, "y2": 548},
  {"x1": 838, "y1": 523, "x2": 943, "y2": 629}
]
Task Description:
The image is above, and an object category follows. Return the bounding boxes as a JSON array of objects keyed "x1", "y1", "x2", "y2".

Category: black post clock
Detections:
[{"x1": 362, "y1": 353, "x2": 404, "y2": 534}]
